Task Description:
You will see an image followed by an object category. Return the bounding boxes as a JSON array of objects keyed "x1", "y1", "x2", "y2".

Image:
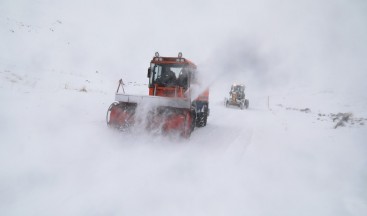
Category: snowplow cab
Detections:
[
  {"x1": 225, "y1": 83, "x2": 249, "y2": 110},
  {"x1": 230, "y1": 84, "x2": 245, "y2": 100},
  {"x1": 147, "y1": 52, "x2": 197, "y2": 98}
]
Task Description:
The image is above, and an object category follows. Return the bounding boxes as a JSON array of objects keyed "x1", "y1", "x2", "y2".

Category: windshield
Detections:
[
  {"x1": 150, "y1": 64, "x2": 192, "y2": 88},
  {"x1": 231, "y1": 85, "x2": 244, "y2": 92}
]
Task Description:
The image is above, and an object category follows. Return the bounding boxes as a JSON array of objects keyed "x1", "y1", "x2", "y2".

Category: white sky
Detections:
[{"x1": 1, "y1": 0, "x2": 367, "y2": 95}]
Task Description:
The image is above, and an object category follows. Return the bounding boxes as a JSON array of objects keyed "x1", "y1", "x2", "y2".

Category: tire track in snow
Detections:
[{"x1": 190, "y1": 102, "x2": 255, "y2": 161}]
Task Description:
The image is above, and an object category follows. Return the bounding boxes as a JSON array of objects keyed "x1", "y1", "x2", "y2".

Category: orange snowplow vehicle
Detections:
[{"x1": 106, "y1": 52, "x2": 209, "y2": 138}]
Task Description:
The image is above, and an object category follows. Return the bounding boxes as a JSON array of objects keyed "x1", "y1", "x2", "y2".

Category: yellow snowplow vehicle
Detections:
[{"x1": 225, "y1": 83, "x2": 249, "y2": 109}]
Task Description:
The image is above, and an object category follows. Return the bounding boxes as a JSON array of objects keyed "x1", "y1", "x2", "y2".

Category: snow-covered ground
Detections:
[
  {"x1": 1, "y1": 0, "x2": 367, "y2": 215},
  {"x1": 1, "y1": 68, "x2": 366, "y2": 216}
]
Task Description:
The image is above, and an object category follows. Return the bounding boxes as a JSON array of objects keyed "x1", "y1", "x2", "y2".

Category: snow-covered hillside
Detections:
[
  {"x1": 1, "y1": 0, "x2": 367, "y2": 216},
  {"x1": 1, "y1": 71, "x2": 367, "y2": 216}
]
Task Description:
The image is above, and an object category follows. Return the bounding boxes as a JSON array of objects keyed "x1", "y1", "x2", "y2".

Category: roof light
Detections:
[
  {"x1": 178, "y1": 52, "x2": 182, "y2": 58},
  {"x1": 155, "y1": 52, "x2": 159, "y2": 57}
]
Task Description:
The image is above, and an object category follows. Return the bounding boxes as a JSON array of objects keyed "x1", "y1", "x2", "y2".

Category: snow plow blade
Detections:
[{"x1": 106, "y1": 94, "x2": 194, "y2": 137}]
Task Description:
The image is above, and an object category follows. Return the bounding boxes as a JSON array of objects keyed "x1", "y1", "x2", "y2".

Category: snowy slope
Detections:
[
  {"x1": 1, "y1": 70, "x2": 367, "y2": 216},
  {"x1": 1, "y1": 0, "x2": 367, "y2": 216}
]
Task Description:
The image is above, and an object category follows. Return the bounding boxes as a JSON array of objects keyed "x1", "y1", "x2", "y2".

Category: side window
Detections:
[
  {"x1": 190, "y1": 69, "x2": 197, "y2": 84},
  {"x1": 177, "y1": 67, "x2": 189, "y2": 88},
  {"x1": 149, "y1": 64, "x2": 162, "y2": 86},
  {"x1": 153, "y1": 65, "x2": 162, "y2": 83}
]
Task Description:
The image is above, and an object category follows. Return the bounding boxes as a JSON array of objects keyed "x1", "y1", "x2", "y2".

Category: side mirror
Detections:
[{"x1": 147, "y1": 68, "x2": 151, "y2": 78}]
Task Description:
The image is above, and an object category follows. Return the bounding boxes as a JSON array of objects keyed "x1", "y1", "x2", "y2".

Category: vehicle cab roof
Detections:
[{"x1": 150, "y1": 56, "x2": 197, "y2": 69}]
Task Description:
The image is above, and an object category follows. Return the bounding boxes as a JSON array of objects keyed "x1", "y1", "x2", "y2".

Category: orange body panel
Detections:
[
  {"x1": 150, "y1": 57, "x2": 197, "y2": 67},
  {"x1": 149, "y1": 85, "x2": 187, "y2": 98},
  {"x1": 196, "y1": 88, "x2": 209, "y2": 102}
]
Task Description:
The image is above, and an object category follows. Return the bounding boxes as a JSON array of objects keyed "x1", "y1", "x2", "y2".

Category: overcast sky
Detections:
[{"x1": 1, "y1": 0, "x2": 366, "y2": 95}]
